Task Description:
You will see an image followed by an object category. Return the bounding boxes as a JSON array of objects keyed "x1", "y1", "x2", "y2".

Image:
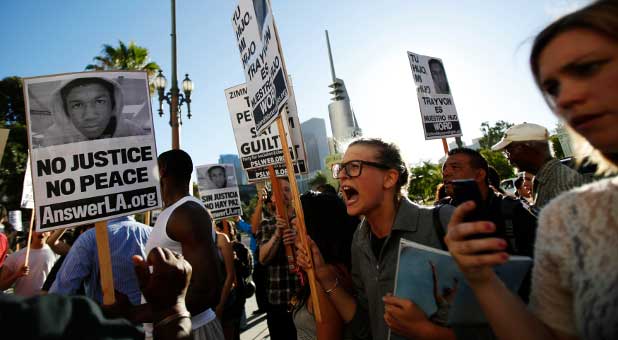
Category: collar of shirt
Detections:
[
  {"x1": 359, "y1": 197, "x2": 421, "y2": 241},
  {"x1": 534, "y1": 159, "x2": 561, "y2": 185}
]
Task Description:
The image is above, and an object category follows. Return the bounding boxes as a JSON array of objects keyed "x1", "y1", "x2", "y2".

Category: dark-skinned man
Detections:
[
  {"x1": 491, "y1": 122, "x2": 586, "y2": 209},
  {"x1": 126, "y1": 149, "x2": 224, "y2": 340}
]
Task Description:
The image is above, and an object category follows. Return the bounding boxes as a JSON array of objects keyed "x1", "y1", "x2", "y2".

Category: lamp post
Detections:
[{"x1": 153, "y1": 0, "x2": 193, "y2": 150}]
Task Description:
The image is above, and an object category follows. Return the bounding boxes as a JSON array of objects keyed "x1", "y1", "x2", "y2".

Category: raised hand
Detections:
[{"x1": 444, "y1": 201, "x2": 509, "y2": 286}]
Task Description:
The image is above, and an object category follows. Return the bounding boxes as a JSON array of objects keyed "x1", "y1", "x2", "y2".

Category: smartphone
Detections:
[
  {"x1": 451, "y1": 179, "x2": 501, "y2": 243},
  {"x1": 451, "y1": 179, "x2": 486, "y2": 222}
]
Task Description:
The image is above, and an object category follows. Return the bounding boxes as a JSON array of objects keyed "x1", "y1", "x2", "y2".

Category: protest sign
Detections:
[
  {"x1": 389, "y1": 239, "x2": 532, "y2": 339},
  {"x1": 407, "y1": 52, "x2": 462, "y2": 140},
  {"x1": 8, "y1": 210, "x2": 23, "y2": 232},
  {"x1": 0, "y1": 128, "x2": 8, "y2": 163},
  {"x1": 21, "y1": 157, "x2": 34, "y2": 209},
  {"x1": 23, "y1": 71, "x2": 162, "y2": 231},
  {"x1": 226, "y1": 82, "x2": 307, "y2": 182},
  {"x1": 232, "y1": 0, "x2": 289, "y2": 135},
  {"x1": 196, "y1": 164, "x2": 243, "y2": 220}
]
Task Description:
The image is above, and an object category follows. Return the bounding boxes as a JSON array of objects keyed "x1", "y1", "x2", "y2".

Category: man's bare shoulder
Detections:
[{"x1": 166, "y1": 198, "x2": 212, "y2": 241}]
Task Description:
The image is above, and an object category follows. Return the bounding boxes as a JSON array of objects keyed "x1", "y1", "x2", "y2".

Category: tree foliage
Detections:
[
  {"x1": 241, "y1": 196, "x2": 258, "y2": 222},
  {"x1": 308, "y1": 171, "x2": 328, "y2": 189},
  {"x1": 549, "y1": 135, "x2": 565, "y2": 159},
  {"x1": 0, "y1": 77, "x2": 28, "y2": 210},
  {"x1": 407, "y1": 161, "x2": 443, "y2": 204},
  {"x1": 479, "y1": 149, "x2": 515, "y2": 180},
  {"x1": 478, "y1": 120, "x2": 514, "y2": 150},
  {"x1": 477, "y1": 121, "x2": 517, "y2": 180},
  {"x1": 86, "y1": 41, "x2": 160, "y2": 93}
]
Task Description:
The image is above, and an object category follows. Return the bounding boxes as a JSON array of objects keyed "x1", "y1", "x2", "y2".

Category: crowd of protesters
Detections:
[{"x1": 1, "y1": 1, "x2": 618, "y2": 339}]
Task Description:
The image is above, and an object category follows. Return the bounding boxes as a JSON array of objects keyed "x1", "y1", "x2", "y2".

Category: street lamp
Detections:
[
  {"x1": 154, "y1": 0, "x2": 194, "y2": 150},
  {"x1": 154, "y1": 70, "x2": 193, "y2": 122}
]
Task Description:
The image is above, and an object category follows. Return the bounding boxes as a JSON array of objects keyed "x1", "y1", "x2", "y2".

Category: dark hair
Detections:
[
  {"x1": 447, "y1": 147, "x2": 489, "y2": 177},
  {"x1": 294, "y1": 191, "x2": 359, "y2": 310},
  {"x1": 207, "y1": 165, "x2": 226, "y2": 176},
  {"x1": 348, "y1": 138, "x2": 409, "y2": 196},
  {"x1": 61, "y1": 77, "x2": 116, "y2": 115},
  {"x1": 514, "y1": 176, "x2": 524, "y2": 190},
  {"x1": 486, "y1": 166, "x2": 501, "y2": 188},
  {"x1": 530, "y1": 0, "x2": 618, "y2": 88},
  {"x1": 428, "y1": 58, "x2": 444, "y2": 71},
  {"x1": 315, "y1": 183, "x2": 337, "y2": 195},
  {"x1": 158, "y1": 149, "x2": 193, "y2": 185}
]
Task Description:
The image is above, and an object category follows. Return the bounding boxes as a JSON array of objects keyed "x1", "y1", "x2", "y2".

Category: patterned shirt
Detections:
[
  {"x1": 50, "y1": 216, "x2": 151, "y2": 305},
  {"x1": 533, "y1": 159, "x2": 586, "y2": 209},
  {"x1": 257, "y1": 217, "x2": 299, "y2": 306},
  {"x1": 530, "y1": 176, "x2": 618, "y2": 338}
]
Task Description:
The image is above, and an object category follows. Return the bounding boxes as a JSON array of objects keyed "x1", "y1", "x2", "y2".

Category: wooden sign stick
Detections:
[
  {"x1": 268, "y1": 165, "x2": 297, "y2": 273},
  {"x1": 24, "y1": 211, "x2": 35, "y2": 267},
  {"x1": 95, "y1": 221, "x2": 115, "y2": 305},
  {"x1": 263, "y1": 0, "x2": 322, "y2": 321},
  {"x1": 145, "y1": 210, "x2": 152, "y2": 226},
  {"x1": 442, "y1": 138, "x2": 449, "y2": 155},
  {"x1": 275, "y1": 116, "x2": 322, "y2": 322}
]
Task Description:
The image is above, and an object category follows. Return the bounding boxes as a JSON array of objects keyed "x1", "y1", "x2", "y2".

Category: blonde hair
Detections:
[{"x1": 565, "y1": 125, "x2": 618, "y2": 175}]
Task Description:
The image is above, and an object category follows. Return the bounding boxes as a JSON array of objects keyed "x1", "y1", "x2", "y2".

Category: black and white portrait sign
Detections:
[
  {"x1": 24, "y1": 71, "x2": 162, "y2": 231},
  {"x1": 232, "y1": 0, "x2": 289, "y2": 135},
  {"x1": 407, "y1": 52, "x2": 462, "y2": 140},
  {"x1": 196, "y1": 164, "x2": 242, "y2": 220}
]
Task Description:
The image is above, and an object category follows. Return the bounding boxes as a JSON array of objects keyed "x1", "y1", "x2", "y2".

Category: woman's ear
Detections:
[{"x1": 383, "y1": 169, "x2": 400, "y2": 190}]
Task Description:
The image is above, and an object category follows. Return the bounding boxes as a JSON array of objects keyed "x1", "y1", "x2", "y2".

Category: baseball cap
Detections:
[{"x1": 491, "y1": 123, "x2": 549, "y2": 151}]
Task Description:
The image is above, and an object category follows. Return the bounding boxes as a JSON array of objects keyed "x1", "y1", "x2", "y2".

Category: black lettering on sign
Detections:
[
  {"x1": 38, "y1": 187, "x2": 158, "y2": 229},
  {"x1": 37, "y1": 157, "x2": 66, "y2": 176}
]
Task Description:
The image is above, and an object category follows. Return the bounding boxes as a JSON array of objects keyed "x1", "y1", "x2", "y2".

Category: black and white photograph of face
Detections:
[
  {"x1": 428, "y1": 59, "x2": 451, "y2": 95},
  {"x1": 198, "y1": 164, "x2": 238, "y2": 191},
  {"x1": 27, "y1": 73, "x2": 152, "y2": 148},
  {"x1": 252, "y1": 0, "x2": 269, "y2": 36}
]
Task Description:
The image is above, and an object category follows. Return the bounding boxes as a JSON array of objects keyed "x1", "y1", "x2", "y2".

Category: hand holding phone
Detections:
[{"x1": 450, "y1": 179, "x2": 496, "y2": 242}]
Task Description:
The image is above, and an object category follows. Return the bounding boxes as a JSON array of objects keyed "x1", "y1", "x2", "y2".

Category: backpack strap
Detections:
[{"x1": 432, "y1": 205, "x2": 448, "y2": 250}]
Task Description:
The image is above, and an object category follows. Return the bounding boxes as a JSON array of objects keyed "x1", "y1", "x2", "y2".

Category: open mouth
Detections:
[{"x1": 341, "y1": 185, "x2": 359, "y2": 204}]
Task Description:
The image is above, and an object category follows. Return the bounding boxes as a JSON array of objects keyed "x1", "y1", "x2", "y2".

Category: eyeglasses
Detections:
[{"x1": 331, "y1": 160, "x2": 391, "y2": 179}]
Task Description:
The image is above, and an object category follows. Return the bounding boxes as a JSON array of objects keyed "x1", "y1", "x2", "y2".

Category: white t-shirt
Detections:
[{"x1": 3, "y1": 244, "x2": 58, "y2": 296}]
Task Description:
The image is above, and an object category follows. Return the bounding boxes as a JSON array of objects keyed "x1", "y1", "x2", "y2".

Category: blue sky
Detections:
[{"x1": 1, "y1": 0, "x2": 591, "y2": 172}]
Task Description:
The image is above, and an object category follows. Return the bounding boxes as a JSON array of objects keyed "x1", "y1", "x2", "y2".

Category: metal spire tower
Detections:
[{"x1": 325, "y1": 30, "x2": 361, "y2": 152}]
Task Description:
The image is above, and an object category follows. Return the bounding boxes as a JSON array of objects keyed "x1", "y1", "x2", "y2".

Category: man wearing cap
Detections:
[{"x1": 492, "y1": 122, "x2": 586, "y2": 208}]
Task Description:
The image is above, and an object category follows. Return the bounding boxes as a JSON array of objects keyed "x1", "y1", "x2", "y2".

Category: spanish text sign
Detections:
[
  {"x1": 407, "y1": 52, "x2": 462, "y2": 139},
  {"x1": 225, "y1": 83, "x2": 307, "y2": 182},
  {"x1": 232, "y1": 0, "x2": 289, "y2": 135},
  {"x1": 196, "y1": 164, "x2": 243, "y2": 220},
  {"x1": 23, "y1": 71, "x2": 162, "y2": 231}
]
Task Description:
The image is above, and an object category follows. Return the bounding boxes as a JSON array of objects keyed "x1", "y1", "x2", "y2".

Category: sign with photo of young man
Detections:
[
  {"x1": 23, "y1": 71, "x2": 162, "y2": 231},
  {"x1": 407, "y1": 52, "x2": 462, "y2": 140},
  {"x1": 232, "y1": 0, "x2": 289, "y2": 135},
  {"x1": 196, "y1": 163, "x2": 243, "y2": 220}
]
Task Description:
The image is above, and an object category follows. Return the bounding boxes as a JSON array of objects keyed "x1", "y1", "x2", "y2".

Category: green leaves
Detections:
[{"x1": 85, "y1": 40, "x2": 161, "y2": 94}]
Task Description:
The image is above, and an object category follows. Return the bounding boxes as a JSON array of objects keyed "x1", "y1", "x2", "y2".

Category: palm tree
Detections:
[{"x1": 86, "y1": 41, "x2": 160, "y2": 92}]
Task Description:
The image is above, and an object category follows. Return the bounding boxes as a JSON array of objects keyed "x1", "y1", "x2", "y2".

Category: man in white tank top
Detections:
[{"x1": 132, "y1": 150, "x2": 224, "y2": 340}]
